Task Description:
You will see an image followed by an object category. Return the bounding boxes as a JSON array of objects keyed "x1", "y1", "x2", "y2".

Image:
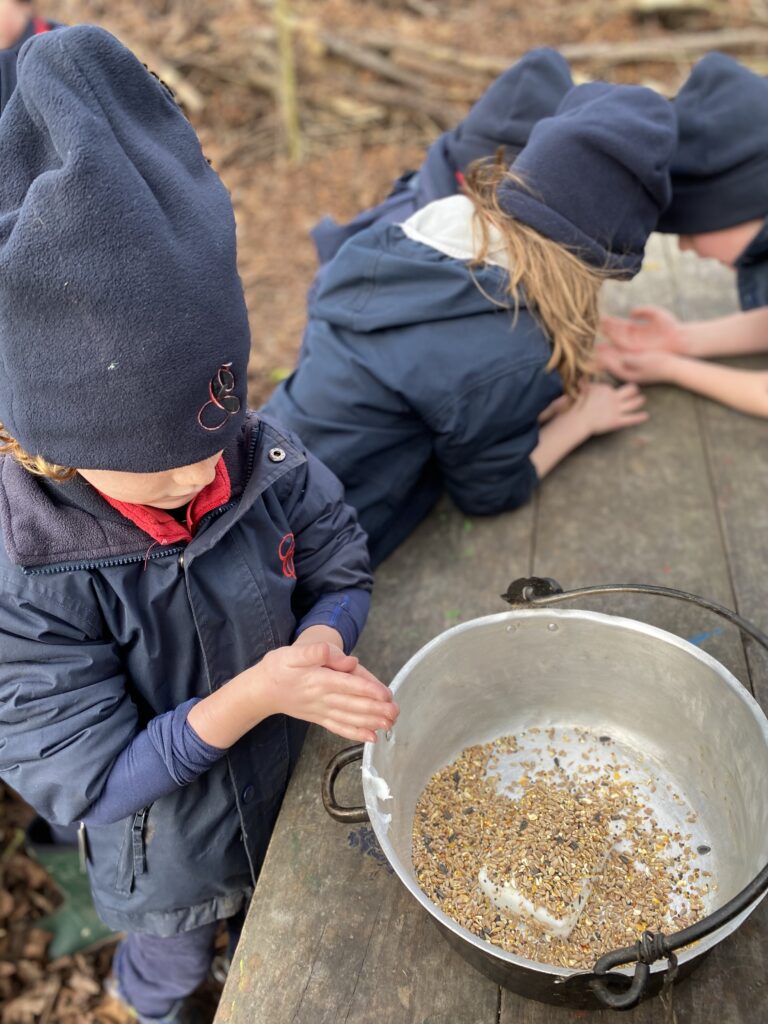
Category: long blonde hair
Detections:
[
  {"x1": 0, "y1": 423, "x2": 75, "y2": 481},
  {"x1": 463, "y1": 156, "x2": 609, "y2": 397}
]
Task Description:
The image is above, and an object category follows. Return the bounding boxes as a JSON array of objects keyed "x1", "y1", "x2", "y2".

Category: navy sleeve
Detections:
[
  {"x1": 430, "y1": 359, "x2": 562, "y2": 516},
  {"x1": 0, "y1": 571, "x2": 227, "y2": 828},
  {"x1": 82, "y1": 699, "x2": 225, "y2": 826},
  {"x1": 294, "y1": 587, "x2": 371, "y2": 654}
]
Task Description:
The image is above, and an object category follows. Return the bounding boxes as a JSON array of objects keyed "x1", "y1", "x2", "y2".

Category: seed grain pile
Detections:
[{"x1": 412, "y1": 728, "x2": 711, "y2": 969}]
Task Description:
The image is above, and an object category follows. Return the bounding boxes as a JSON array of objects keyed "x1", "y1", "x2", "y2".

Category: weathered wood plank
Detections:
[
  {"x1": 675, "y1": 250, "x2": 768, "y2": 707},
  {"x1": 498, "y1": 239, "x2": 760, "y2": 1023},
  {"x1": 531, "y1": 235, "x2": 748, "y2": 683}
]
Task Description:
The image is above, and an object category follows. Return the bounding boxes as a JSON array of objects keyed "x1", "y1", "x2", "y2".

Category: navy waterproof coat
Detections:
[
  {"x1": 0, "y1": 414, "x2": 372, "y2": 935},
  {"x1": 263, "y1": 197, "x2": 563, "y2": 566}
]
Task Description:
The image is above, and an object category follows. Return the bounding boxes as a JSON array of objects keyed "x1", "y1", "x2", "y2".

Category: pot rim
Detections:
[{"x1": 362, "y1": 607, "x2": 768, "y2": 978}]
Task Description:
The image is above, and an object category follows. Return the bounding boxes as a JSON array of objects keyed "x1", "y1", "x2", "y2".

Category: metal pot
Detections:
[{"x1": 323, "y1": 580, "x2": 768, "y2": 1010}]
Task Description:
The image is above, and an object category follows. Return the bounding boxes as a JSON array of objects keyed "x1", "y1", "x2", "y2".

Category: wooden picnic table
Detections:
[{"x1": 215, "y1": 237, "x2": 768, "y2": 1024}]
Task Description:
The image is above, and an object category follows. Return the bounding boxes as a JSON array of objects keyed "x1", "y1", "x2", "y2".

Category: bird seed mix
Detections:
[{"x1": 412, "y1": 727, "x2": 712, "y2": 969}]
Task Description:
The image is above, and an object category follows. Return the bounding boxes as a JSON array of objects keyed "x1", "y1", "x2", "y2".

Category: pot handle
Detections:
[
  {"x1": 503, "y1": 576, "x2": 768, "y2": 1010},
  {"x1": 502, "y1": 576, "x2": 768, "y2": 655},
  {"x1": 322, "y1": 743, "x2": 369, "y2": 823}
]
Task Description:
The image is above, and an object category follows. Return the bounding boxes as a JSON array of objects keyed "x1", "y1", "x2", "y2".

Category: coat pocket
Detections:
[{"x1": 114, "y1": 806, "x2": 150, "y2": 896}]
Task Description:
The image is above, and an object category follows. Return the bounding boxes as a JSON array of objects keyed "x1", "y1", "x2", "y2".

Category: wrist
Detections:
[
  {"x1": 675, "y1": 322, "x2": 696, "y2": 357},
  {"x1": 661, "y1": 353, "x2": 692, "y2": 388},
  {"x1": 294, "y1": 624, "x2": 344, "y2": 650},
  {"x1": 237, "y1": 657, "x2": 283, "y2": 723},
  {"x1": 561, "y1": 400, "x2": 598, "y2": 441}
]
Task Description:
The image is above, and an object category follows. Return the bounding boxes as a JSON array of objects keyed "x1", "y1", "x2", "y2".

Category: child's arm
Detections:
[
  {"x1": 0, "y1": 543, "x2": 390, "y2": 829},
  {"x1": 597, "y1": 344, "x2": 768, "y2": 418},
  {"x1": 187, "y1": 631, "x2": 394, "y2": 750},
  {"x1": 530, "y1": 382, "x2": 648, "y2": 479},
  {"x1": 432, "y1": 373, "x2": 647, "y2": 517},
  {"x1": 601, "y1": 305, "x2": 768, "y2": 359}
]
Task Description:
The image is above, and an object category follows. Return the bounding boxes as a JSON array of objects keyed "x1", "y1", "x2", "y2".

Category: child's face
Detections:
[
  {"x1": 77, "y1": 451, "x2": 223, "y2": 508},
  {"x1": 677, "y1": 219, "x2": 764, "y2": 267},
  {"x1": 0, "y1": 0, "x2": 31, "y2": 49}
]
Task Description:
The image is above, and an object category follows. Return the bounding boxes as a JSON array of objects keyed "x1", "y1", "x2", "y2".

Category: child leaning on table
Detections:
[
  {"x1": 599, "y1": 53, "x2": 768, "y2": 418},
  {"x1": 263, "y1": 83, "x2": 676, "y2": 566},
  {"x1": 0, "y1": 26, "x2": 397, "y2": 1024}
]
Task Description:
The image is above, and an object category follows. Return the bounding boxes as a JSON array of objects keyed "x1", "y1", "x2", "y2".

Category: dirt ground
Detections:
[{"x1": 1, "y1": 0, "x2": 767, "y2": 1021}]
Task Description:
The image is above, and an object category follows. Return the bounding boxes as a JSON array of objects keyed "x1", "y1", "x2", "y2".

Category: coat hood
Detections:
[{"x1": 309, "y1": 209, "x2": 515, "y2": 335}]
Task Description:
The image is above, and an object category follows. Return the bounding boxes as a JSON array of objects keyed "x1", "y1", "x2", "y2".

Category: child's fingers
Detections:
[
  {"x1": 621, "y1": 397, "x2": 647, "y2": 414},
  {"x1": 321, "y1": 706, "x2": 396, "y2": 731},
  {"x1": 619, "y1": 390, "x2": 646, "y2": 409},
  {"x1": 619, "y1": 411, "x2": 650, "y2": 426},
  {"x1": 629, "y1": 305, "x2": 662, "y2": 321},
  {"x1": 616, "y1": 383, "x2": 641, "y2": 397},
  {"x1": 349, "y1": 662, "x2": 390, "y2": 691},
  {"x1": 599, "y1": 316, "x2": 631, "y2": 343},
  {"x1": 323, "y1": 692, "x2": 399, "y2": 722},
  {"x1": 598, "y1": 350, "x2": 631, "y2": 378},
  {"x1": 323, "y1": 721, "x2": 378, "y2": 743},
  {"x1": 316, "y1": 667, "x2": 394, "y2": 703}
]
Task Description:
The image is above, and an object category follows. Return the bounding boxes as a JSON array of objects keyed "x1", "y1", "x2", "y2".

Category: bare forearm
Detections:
[
  {"x1": 530, "y1": 409, "x2": 591, "y2": 479},
  {"x1": 665, "y1": 355, "x2": 768, "y2": 417},
  {"x1": 186, "y1": 671, "x2": 271, "y2": 748},
  {"x1": 680, "y1": 308, "x2": 768, "y2": 358}
]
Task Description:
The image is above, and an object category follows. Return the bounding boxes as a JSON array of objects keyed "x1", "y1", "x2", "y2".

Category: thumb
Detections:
[
  {"x1": 324, "y1": 646, "x2": 360, "y2": 672},
  {"x1": 289, "y1": 641, "x2": 330, "y2": 667},
  {"x1": 629, "y1": 305, "x2": 663, "y2": 323}
]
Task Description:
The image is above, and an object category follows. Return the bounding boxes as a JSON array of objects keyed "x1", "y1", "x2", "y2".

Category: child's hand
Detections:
[
  {"x1": 256, "y1": 641, "x2": 398, "y2": 743},
  {"x1": 596, "y1": 344, "x2": 676, "y2": 386},
  {"x1": 601, "y1": 306, "x2": 686, "y2": 354},
  {"x1": 576, "y1": 381, "x2": 649, "y2": 436}
]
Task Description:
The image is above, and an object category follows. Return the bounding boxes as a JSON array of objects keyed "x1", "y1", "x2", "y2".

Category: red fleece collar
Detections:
[{"x1": 99, "y1": 458, "x2": 231, "y2": 546}]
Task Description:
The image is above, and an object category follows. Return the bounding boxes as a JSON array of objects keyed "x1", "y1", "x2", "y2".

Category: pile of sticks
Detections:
[{"x1": 53, "y1": 0, "x2": 768, "y2": 165}]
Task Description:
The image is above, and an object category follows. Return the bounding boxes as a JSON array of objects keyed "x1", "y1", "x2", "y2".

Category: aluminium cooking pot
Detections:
[{"x1": 323, "y1": 579, "x2": 768, "y2": 1011}]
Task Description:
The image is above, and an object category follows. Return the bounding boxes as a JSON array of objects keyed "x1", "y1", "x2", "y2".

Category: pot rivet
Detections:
[
  {"x1": 385, "y1": 729, "x2": 393, "y2": 741},
  {"x1": 548, "y1": 623, "x2": 559, "y2": 632}
]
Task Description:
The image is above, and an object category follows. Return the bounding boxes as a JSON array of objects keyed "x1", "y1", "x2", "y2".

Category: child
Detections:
[
  {"x1": 599, "y1": 53, "x2": 768, "y2": 418},
  {"x1": 0, "y1": 0, "x2": 58, "y2": 109},
  {"x1": 263, "y1": 83, "x2": 675, "y2": 566},
  {"x1": 311, "y1": 47, "x2": 573, "y2": 273},
  {"x1": 0, "y1": 26, "x2": 397, "y2": 1024}
]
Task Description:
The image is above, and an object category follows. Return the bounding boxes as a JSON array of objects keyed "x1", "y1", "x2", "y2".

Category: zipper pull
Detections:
[{"x1": 77, "y1": 822, "x2": 89, "y2": 874}]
